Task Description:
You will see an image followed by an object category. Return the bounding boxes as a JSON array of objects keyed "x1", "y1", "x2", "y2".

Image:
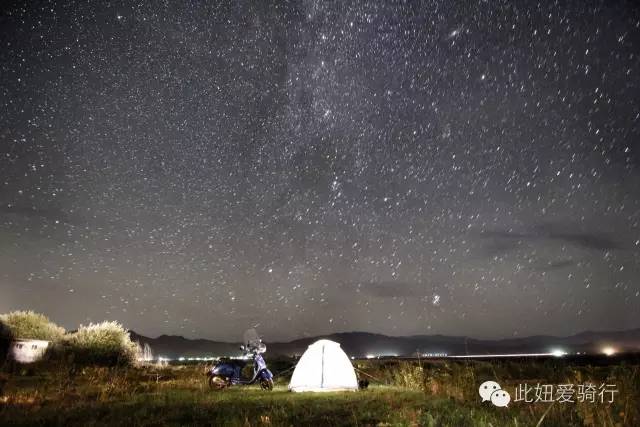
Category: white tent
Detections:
[{"x1": 288, "y1": 339, "x2": 358, "y2": 392}]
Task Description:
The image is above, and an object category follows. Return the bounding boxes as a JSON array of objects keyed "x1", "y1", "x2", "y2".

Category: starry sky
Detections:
[{"x1": 1, "y1": 1, "x2": 639, "y2": 342}]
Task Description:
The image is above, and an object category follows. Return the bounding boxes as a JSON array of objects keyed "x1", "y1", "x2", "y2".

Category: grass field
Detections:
[{"x1": 0, "y1": 357, "x2": 638, "y2": 426}]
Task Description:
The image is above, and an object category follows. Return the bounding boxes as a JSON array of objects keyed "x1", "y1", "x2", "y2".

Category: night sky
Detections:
[{"x1": 1, "y1": 1, "x2": 639, "y2": 342}]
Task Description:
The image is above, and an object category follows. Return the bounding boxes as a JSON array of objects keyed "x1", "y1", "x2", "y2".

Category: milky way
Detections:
[{"x1": 1, "y1": 1, "x2": 639, "y2": 341}]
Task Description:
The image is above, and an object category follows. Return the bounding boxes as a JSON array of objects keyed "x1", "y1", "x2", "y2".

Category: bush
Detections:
[
  {"x1": 0, "y1": 311, "x2": 65, "y2": 342},
  {"x1": 64, "y1": 321, "x2": 138, "y2": 366}
]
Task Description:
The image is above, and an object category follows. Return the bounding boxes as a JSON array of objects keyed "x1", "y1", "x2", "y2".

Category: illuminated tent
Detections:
[{"x1": 288, "y1": 339, "x2": 358, "y2": 392}]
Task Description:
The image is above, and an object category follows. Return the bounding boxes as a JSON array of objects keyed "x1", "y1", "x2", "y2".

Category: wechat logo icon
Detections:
[{"x1": 479, "y1": 381, "x2": 511, "y2": 407}]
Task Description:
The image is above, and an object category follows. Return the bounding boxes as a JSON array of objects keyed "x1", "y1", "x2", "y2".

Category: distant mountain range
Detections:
[{"x1": 129, "y1": 329, "x2": 640, "y2": 359}]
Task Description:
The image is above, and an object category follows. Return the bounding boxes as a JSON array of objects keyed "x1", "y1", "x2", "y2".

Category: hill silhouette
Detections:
[{"x1": 129, "y1": 328, "x2": 640, "y2": 359}]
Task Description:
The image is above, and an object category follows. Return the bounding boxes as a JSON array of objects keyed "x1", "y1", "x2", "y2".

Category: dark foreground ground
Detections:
[{"x1": 0, "y1": 356, "x2": 638, "y2": 426}]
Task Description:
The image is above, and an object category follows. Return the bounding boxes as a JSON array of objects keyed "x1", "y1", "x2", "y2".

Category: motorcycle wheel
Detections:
[
  {"x1": 208, "y1": 375, "x2": 227, "y2": 390},
  {"x1": 260, "y1": 378, "x2": 274, "y2": 391}
]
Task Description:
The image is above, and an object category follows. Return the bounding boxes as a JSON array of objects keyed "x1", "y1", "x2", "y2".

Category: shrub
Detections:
[
  {"x1": 0, "y1": 311, "x2": 65, "y2": 342},
  {"x1": 391, "y1": 361, "x2": 425, "y2": 389},
  {"x1": 64, "y1": 321, "x2": 138, "y2": 366}
]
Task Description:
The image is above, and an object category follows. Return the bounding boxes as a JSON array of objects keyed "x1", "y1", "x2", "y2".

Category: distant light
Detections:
[
  {"x1": 366, "y1": 354, "x2": 375, "y2": 359},
  {"x1": 449, "y1": 352, "x2": 565, "y2": 359},
  {"x1": 602, "y1": 347, "x2": 616, "y2": 356},
  {"x1": 551, "y1": 349, "x2": 567, "y2": 357}
]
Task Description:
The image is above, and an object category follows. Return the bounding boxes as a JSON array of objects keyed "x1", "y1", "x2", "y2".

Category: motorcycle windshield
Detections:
[
  {"x1": 243, "y1": 328, "x2": 260, "y2": 348},
  {"x1": 243, "y1": 328, "x2": 266, "y2": 353}
]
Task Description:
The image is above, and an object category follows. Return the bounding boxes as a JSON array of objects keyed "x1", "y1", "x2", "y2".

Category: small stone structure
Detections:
[{"x1": 7, "y1": 339, "x2": 49, "y2": 363}]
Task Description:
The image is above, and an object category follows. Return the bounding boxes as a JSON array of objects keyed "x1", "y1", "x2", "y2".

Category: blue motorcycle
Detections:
[{"x1": 206, "y1": 329, "x2": 274, "y2": 391}]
